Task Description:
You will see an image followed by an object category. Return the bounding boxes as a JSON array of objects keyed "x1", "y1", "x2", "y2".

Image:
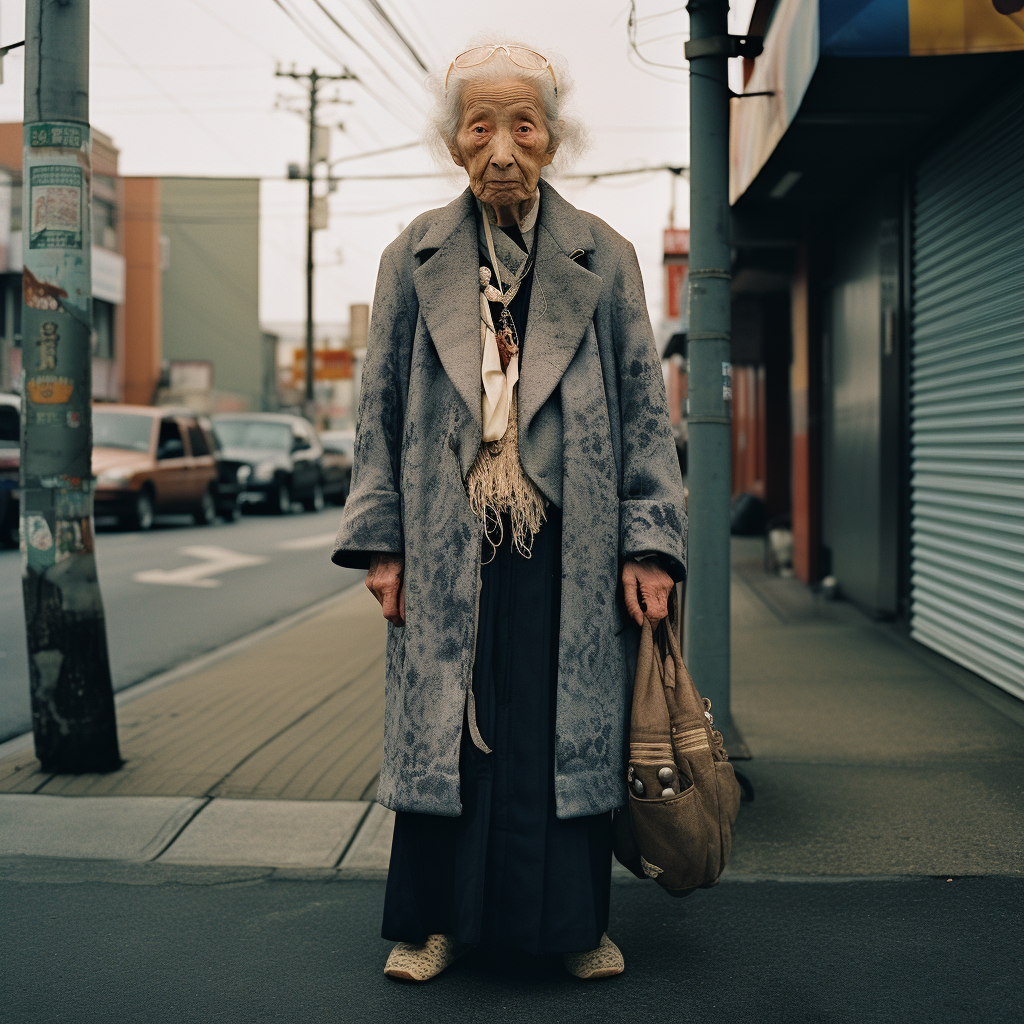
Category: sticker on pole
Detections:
[
  {"x1": 722, "y1": 361, "x2": 732, "y2": 402},
  {"x1": 22, "y1": 121, "x2": 91, "y2": 317},
  {"x1": 29, "y1": 165, "x2": 83, "y2": 250}
]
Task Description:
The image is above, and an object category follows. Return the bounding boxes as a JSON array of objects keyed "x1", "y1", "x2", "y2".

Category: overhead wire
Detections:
[
  {"x1": 359, "y1": 0, "x2": 431, "y2": 73},
  {"x1": 307, "y1": 0, "x2": 421, "y2": 97},
  {"x1": 184, "y1": 0, "x2": 281, "y2": 61},
  {"x1": 295, "y1": 0, "x2": 426, "y2": 134},
  {"x1": 269, "y1": 0, "x2": 422, "y2": 137},
  {"x1": 333, "y1": 0, "x2": 430, "y2": 81},
  {"x1": 91, "y1": 24, "x2": 242, "y2": 160},
  {"x1": 269, "y1": 0, "x2": 353, "y2": 72},
  {"x1": 389, "y1": 0, "x2": 444, "y2": 68}
]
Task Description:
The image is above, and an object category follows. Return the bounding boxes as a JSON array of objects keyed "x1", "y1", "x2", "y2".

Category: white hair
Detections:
[{"x1": 425, "y1": 37, "x2": 588, "y2": 176}]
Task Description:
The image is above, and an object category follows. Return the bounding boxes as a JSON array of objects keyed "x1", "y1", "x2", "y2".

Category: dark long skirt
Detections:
[{"x1": 381, "y1": 506, "x2": 613, "y2": 955}]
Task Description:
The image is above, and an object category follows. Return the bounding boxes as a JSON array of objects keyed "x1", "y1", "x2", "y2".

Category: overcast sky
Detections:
[{"x1": 0, "y1": 0, "x2": 755, "y2": 333}]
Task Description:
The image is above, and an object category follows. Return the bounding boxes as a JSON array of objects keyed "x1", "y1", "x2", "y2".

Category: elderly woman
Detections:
[{"x1": 332, "y1": 42, "x2": 686, "y2": 982}]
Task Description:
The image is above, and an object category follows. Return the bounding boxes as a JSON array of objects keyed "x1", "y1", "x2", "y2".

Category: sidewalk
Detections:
[{"x1": 1, "y1": 541, "x2": 1022, "y2": 876}]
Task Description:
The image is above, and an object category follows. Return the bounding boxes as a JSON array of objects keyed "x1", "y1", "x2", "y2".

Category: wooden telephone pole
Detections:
[{"x1": 276, "y1": 67, "x2": 354, "y2": 417}]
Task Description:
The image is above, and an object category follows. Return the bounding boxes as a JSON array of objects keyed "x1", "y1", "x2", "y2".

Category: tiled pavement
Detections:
[{"x1": 2, "y1": 540, "x2": 1022, "y2": 877}]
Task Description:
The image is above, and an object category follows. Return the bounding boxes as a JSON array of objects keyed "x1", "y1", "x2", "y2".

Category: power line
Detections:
[
  {"x1": 307, "y1": 0, "x2": 421, "y2": 97},
  {"x1": 271, "y1": 0, "x2": 422, "y2": 134},
  {"x1": 329, "y1": 140, "x2": 421, "y2": 165},
  {"x1": 269, "y1": 0, "x2": 353, "y2": 72},
  {"x1": 183, "y1": 0, "x2": 280, "y2": 60},
  {"x1": 359, "y1": 0, "x2": 431, "y2": 73},
  {"x1": 92, "y1": 24, "x2": 240, "y2": 159},
  {"x1": 388, "y1": 0, "x2": 444, "y2": 68}
]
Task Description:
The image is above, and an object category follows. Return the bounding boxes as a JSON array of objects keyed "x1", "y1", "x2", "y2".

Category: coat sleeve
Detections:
[
  {"x1": 612, "y1": 242, "x2": 688, "y2": 582},
  {"x1": 332, "y1": 248, "x2": 414, "y2": 569}
]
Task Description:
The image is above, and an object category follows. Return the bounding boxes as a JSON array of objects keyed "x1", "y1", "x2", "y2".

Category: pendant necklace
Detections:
[{"x1": 481, "y1": 211, "x2": 535, "y2": 373}]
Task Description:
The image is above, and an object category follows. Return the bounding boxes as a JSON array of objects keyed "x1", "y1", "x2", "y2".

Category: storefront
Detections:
[
  {"x1": 908, "y1": 83, "x2": 1024, "y2": 698},
  {"x1": 730, "y1": 0, "x2": 1024, "y2": 697}
]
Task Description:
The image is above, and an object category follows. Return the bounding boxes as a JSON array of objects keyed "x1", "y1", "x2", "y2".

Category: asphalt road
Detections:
[
  {"x1": 0, "y1": 864, "x2": 1018, "y2": 1024},
  {"x1": 0, "y1": 507, "x2": 363, "y2": 742}
]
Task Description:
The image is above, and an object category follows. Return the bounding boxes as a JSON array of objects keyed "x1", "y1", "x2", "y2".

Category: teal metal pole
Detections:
[
  {"x1": 684, "y1": 0, "x2": 734, "y2": 737},
  {"x1": 21, "y1": 0, "x2": 120, "y2": 772}
]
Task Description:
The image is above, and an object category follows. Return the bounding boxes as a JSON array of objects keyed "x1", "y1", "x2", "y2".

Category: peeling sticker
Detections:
[
  {"x1": 26, "y1": 515, "x2": 53, "y2": 551},
  {"x1": 55, "y1": 518, "x2": 89, "y2": 561},
  {"x1": 40, "y1": 474, "x2": 85, "y2": 490},
  {"x1": 27, "y1": 376, "x2": 74, "y2": 403},
  {"x1": 35, "y1": 321, "x2": 59, "y2": 369},
  {"x1": 66, "y1": 410, "x2": 81, "y2": 428},
  {"x1": 23, "y1": 266, "x2": 69, "y2": 311}
]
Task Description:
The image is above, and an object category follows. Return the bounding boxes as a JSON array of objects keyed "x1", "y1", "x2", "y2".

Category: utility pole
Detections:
[
  {"x1": 683, "y1": 1, "x2": 756, "y2": 751},
  {"x1": 276, "y1": 67, "x2": 353, "y2": 419},
  {"x1": 21, "y1": 0, "x2": 120, "y2": 772}
]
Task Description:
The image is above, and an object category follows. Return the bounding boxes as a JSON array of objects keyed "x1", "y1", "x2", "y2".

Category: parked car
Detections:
[
  {"x1": 93, "y1": 405, "x2": 219, "y2": 530},
  {"x1": 319, "y1": 428, "x2": 354, "y2": 505},
  {"x1": 0, "y1": 394, "x2": 18, "y2": 548},
  {"x1": 200, "y1": 415, "x2": 245, "y2": 520},
  {"x1": 211, "y1": 413, "x2": 325, "y2": 514}
]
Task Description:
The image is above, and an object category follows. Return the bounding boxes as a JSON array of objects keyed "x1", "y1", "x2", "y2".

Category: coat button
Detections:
[
  {"x1": 632, "y1": 778, "x2": 645, "y2": 796},
  {"x1": 658, "y1": 766, "x2": 674, "y2": 784}
]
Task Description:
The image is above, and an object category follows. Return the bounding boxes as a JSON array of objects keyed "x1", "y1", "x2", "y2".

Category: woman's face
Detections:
[{"x1": 449, "y1": 76, "x2": 557, "y2": 209}]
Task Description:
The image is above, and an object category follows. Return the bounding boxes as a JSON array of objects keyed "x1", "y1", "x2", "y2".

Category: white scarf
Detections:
[{"x1": 478, "y1": 193, "x2": 539, "y2": 442}]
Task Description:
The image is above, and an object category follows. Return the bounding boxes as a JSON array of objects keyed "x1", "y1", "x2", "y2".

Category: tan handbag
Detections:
[{"x1": 613, "y1": 618, "x2": 742, "y2": 896}]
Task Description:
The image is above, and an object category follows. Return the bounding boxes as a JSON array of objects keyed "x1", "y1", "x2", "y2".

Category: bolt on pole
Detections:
[
  {"x1": 21, "y1": 0, "x2": 120, "y2": 772},
  {"x1": 684, "y1": 0, "x2": 735, "y2": 742}
]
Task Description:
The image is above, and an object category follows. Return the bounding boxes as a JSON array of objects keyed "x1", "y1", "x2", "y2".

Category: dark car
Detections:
[
  {"x1": 319, "y1": 428, "x2": 354, "y2": 505},
  {"x1": 0, "y1": 394, "x2": 18, "y2": 548},
  {"x1": 212, "y1": 413, "x2": 325, "y2": 514},
  {"x1": 199, "y1": 415, "x2": 245, "y2": 520}
]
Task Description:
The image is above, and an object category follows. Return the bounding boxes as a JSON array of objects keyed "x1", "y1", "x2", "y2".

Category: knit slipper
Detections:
[
  {"x1": 384, "y1": 934, "x2": 467, "y2": 982},
  {"x1": 563, "y1": 933, "x2": 625, "y2": 980}
]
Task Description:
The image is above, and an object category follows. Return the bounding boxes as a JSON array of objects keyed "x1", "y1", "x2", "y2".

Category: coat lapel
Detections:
[
  {"x1": 518, "y1": 180, "x2": 603, "y2": 429},
  {"x1": 412, "y1": 189, "x2": 483, "y2": 428}
]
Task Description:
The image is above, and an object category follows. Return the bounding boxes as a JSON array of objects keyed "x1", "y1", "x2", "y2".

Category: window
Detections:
[
  {"x1": 0, "y1": 403, "x2": 18, "y2": 446},
  {"x1": 92, "y1": 299, "x2": 115, "y2": 360},
  {"x1": 157, "y1": 420, "x2": 185, "y2": 460},
  {"x1": 93, "y1": 412, "x2": 152, "y2": 452},
  {"x1": 213, "y1": 420, "x2": 292, "y2": 452},
  {"x1": 187, "y1": 424, "x2": 209, "y2": 457},
  {"x1": 93, "y1": 198, "x2": 117, "y2": 250}
]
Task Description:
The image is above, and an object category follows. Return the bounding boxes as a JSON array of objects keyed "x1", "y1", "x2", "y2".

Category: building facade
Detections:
[
  {"x1": 123, "y1": 177, "x2": 263, "y2": 412},
  {"x1": 729, "y1": 0, "x2": 1024, "y2": 698}
]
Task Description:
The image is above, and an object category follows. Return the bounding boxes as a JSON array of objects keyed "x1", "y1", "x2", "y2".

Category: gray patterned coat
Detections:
[{"x1": 332, "y1": 179, "x2": 686, "y2": 819}]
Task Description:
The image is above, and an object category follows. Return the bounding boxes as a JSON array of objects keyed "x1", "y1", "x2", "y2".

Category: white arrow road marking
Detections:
[
  {"x1": 134, "y1": 546, "x2": 269, "y2": 588},
  {"x1": 276, "y1": 532, "x2": 337, "y2": 551}
]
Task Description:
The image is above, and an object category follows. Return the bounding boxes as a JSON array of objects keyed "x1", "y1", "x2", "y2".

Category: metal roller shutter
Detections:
[{"x1": 910, "y1": 85, "x2": 1024, "y2": 700}]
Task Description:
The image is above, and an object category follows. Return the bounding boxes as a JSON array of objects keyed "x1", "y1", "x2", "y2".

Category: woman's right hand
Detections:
[{"x1": 366, "y1": 553, "x2": 405, "y2": 626}]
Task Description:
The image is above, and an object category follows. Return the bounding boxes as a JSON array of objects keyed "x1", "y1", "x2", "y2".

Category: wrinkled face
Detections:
[{"x1": 449, "y1": 76, "x2": 556, "y2": 208}]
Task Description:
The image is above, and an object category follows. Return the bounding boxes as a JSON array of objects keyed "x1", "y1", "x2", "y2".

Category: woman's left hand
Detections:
[{"x1": 622, "y1": 559, "x2": 674, "y2": 626}]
